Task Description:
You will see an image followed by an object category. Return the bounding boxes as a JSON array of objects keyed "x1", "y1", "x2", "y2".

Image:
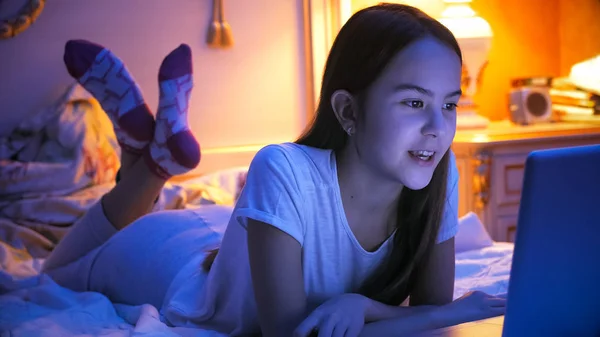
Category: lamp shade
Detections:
[{"x1": 439, "y1": 0, "x2": 492, "y2": 128}]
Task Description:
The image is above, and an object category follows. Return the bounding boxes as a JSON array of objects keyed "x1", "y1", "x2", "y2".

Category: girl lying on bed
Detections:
[{"x1": 42, "y1": 3, "x2": 506, "y2": 336}]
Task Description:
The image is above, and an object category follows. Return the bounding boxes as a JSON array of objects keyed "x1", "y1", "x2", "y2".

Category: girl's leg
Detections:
[
  {"x1": 42, "y1": 159, "x2": 167, "y2": 271},
  {"x1": 104, "y1": 43, "x2": 201, "y2": 229},
  {"x1": 44, "y1": 40, "x2": 159, "y2": 271},
  {"x1": 42, "y1": 199, "x2": 116, "y2": 271},
  {"x1": 44, "y1": 41, "x2": 200, "y2": 270},
  {"x1": 45, "y1": 206, "x2": 231, "y2": 309}
]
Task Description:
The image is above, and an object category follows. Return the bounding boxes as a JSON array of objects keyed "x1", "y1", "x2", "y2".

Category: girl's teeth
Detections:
[
  {"x1": 410, "y1": 151, "x2": 434, "y2": 156},
  {"x1": 409, "y1": 150, "x2": 434, "y2": 161}
]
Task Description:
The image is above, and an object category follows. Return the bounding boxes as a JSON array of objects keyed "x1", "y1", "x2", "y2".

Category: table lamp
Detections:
[{"x1": 438, "y1": 0, "x2": 492, "y2": 129}]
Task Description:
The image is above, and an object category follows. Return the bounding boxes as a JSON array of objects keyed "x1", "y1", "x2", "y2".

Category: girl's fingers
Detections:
[
  {"x1": 332, "y1": 323, "x2": 347, "y2": 337},
  {"x1": 318, "y1": 316, "x2": 338, "y2": 337},
  {"x1": 344, "y1": 321, "x2": 363, "y2": 337},
  {"x1": 295, "y1": 312, "x2": 322, "y2": 337}
]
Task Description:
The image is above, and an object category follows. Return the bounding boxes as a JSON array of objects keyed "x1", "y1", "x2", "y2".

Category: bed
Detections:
[{"x1": 0, "y1": 85, "x2": 513, "y2": 336}]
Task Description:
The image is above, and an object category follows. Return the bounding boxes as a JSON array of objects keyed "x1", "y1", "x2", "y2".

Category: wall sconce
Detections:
[
  {"x1": 439, "y1": 0, "x2": 492, "y2": 129},
  {"x1": 207, "y1": 0, "x2": 234, "y2": 49}
]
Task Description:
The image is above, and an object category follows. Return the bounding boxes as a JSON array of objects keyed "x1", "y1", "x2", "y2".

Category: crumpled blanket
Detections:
[
  {"x1": 0, "y1": 84, "x2": 241, "y2": 260},
  {"x1": 0, "y1": 84, "x2": 121, "y2": 258},
  {"x1": 454, "y1": 242, "x2": 513, "y2": 298},
  {"x1": 0, "y1": 274, "x2": 228, "y2": 337}
]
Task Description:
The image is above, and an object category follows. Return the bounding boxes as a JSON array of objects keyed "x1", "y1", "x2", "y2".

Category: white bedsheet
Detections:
[
  {"x1": 454, "y1": 242, "x2": 513, "y2": 299},
  {"x1": 0, "y1": 238, "x2": 513, "y2": 336},
  {"x1": 0, "y1": 206, "x2": 228, "y2": 337}
]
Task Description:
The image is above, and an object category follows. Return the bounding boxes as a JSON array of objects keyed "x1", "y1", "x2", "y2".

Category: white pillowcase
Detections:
[{"x1": 454, "y1": 212, "x2": 494, "y2": 253}]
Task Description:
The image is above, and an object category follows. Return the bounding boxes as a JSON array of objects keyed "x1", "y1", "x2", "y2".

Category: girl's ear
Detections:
[{"x1": 331, "y1": 89, "x2": 358, "y2": 135}]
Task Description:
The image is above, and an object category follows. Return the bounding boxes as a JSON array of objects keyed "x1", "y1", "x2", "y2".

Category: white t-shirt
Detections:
[{"x1": 162, "y1": 143, "x2": 459, "y2": 336}]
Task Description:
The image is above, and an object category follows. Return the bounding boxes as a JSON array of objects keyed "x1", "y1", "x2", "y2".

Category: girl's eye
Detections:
[
  {"x1": 403, "y1": 100, "x2": 424, "y2": 108},
  {"x1": 444, "y1": 103, "x2": 458, "y2": 111}
]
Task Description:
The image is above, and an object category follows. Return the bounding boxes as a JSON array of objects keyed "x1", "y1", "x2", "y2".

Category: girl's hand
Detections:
[
  {"x1": 441, "y1": 291, "x2": 507, "y2": 323},
  {"x1": 294, "y1": 294, "x2": 369, "y2": 337}
]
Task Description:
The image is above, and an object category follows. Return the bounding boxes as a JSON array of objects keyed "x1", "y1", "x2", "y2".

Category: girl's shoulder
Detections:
[{"x1": 250, "y1": 143, "x2": 334, "y2": 178}]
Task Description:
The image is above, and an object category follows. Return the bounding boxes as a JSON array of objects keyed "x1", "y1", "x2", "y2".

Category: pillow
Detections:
[
  {"x1": 454, "y1": 212, "x2": 494, "y2": 253},
  {"x1": 174, "y1": 167, "x2": 249, "y2": 207},
  {"x1": 187, "y1": 166, "x2": 248, "y2": 200}
]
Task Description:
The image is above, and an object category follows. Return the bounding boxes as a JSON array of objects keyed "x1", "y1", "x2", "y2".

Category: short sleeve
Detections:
[
  {"x1": 234, "y1": 144, "x2": 305, "y2": 245},
  {"x1": 436, "y1": 150, "x2": 459, "y2": 243}
]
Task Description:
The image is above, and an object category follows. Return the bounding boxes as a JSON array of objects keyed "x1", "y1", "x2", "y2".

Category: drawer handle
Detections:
[{"x1": 473, "y1": 151, "x2": 491, "y2": 211}]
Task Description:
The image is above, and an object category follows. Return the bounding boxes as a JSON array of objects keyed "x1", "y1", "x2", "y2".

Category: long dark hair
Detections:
[{"x1": 296, "y1": 3, "x2": 462, "y2": 305}]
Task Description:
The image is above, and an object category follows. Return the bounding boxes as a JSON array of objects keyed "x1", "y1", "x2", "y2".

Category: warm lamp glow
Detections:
[
  {"x1": 439, "y1": 0, "x2": 492, "y2": 129},
  {"x1": 440, "y1": 10, "x2": 492, "y2": 39},
  {"x1": 442, "y1": 2, "x2": 476, "y2": 18}
]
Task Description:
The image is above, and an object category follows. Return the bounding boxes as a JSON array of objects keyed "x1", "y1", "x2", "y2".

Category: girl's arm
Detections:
[
  {"x1": 359, "y1": 307, "x2": 456, "y2": 337},
  {"x1": 359, "y1": 238, "x2": 455, "y2": 324},
  {"x1": 359, "y1": 236, "x2": 504, "y2": 337},
  {"x1": 290, "y1": 236, "x2": 504, "y2": 337},
  {"x1": 410, "y1": 232, "x2": 456, "y2": 306},
  {"x1": 360, "y1": 291, "x2": 506, "y2": 337},
  {"x1": 357, "y1": 238, "x2": 469, "y2": 336},
  {"x1": 247, "y1": 218, "x2": 307, "y2": 337}
]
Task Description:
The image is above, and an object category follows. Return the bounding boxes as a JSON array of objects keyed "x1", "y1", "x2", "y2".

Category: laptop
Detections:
[{"x1": 421, "y1": 144, "x2": 600, "y2": 337}]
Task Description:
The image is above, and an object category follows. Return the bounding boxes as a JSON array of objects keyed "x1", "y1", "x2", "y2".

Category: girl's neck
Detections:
[{"x1": 335, "y1": 146, "x2": 403, "y2": 224}]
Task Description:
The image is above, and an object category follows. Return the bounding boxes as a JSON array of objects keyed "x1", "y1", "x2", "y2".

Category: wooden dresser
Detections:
[{"x1": 452, "y1": 120, "x2": 600, "y2": 242}]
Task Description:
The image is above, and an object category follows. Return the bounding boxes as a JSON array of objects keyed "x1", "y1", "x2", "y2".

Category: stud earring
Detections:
[{"x1": 346, "y1": 126, "x2": 354, "y2": 136}]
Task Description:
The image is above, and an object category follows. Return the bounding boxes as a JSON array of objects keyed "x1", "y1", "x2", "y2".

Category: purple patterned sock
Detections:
[
  {"x1": 64, "y1": 39, "x2": 155, "y2": 154},
  {"x1": 144, "y1": 44, "x2": 201, "y2": 179}
]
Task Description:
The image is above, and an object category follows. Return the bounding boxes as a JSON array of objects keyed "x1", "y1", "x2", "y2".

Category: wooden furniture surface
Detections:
[
  {"x1": 414, "y1": 316, "x2": 505, "y2": 336},
  {"x1": 453, "y1": 120, "x2": 600, "y2": 242}
]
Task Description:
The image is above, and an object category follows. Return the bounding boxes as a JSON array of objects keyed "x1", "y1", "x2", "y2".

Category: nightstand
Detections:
[{"x1": 452, "y1": 120, "x2": 600, "y2": 242}]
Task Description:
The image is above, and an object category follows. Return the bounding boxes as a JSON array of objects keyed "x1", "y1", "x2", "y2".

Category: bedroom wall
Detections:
[
  {"x1": 0, "y1": 0, "x2": 308, "y2": 160},
  {"x1": 558, "y1": 0, "x2": 600, "y2": 75}
]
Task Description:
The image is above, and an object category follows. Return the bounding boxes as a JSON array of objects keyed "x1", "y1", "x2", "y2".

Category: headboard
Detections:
[{"x1": 197, "y1": 144, "x2": 265, "y2": 175}]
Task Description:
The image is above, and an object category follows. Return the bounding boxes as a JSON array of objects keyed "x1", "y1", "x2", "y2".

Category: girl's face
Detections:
[{"x1": 354, "y1": 37, "x2": 461, "y2": 190}]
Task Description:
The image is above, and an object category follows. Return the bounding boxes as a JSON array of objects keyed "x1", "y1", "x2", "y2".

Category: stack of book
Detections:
[{"x1": 550, "y1": 77, "x2": 600, "y2": 121}]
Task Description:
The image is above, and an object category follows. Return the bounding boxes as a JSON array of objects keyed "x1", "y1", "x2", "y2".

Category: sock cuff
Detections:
[
  {"x1": 119, "y1": 142, "x2": 145, "y2": 155},
  {"x1": 142, "y1": 146, "x2": 172, "y2": 180}
]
